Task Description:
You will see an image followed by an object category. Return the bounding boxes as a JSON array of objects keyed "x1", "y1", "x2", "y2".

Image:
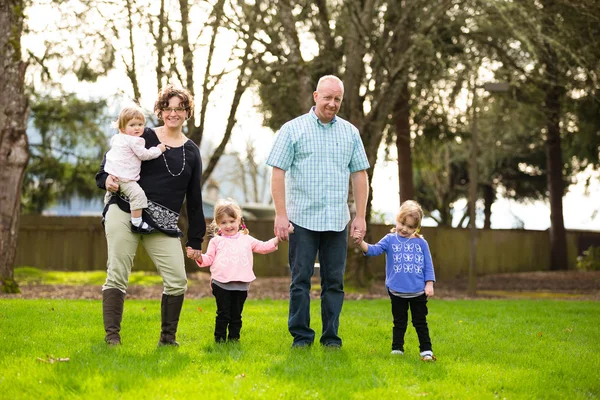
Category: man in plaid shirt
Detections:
[{"x1": 266, "y1": 75, "x2": 370, "y2": 348}]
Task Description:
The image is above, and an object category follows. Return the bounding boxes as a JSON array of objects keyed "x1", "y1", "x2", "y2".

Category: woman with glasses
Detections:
[{"x1": 96, "y1": 84, "x2": 206, "y2": 346}]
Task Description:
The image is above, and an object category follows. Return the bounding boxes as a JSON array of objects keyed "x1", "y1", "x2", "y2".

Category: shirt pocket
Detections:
[
  {"x1": 332, "y1": 140, "x2": 353, "y2": 166},
  {"x1": 295, "y1": 135, "x2": 325, "y2": 162}
]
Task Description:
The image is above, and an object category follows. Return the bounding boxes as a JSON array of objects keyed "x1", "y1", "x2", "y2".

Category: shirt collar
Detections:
[
  {"x1": 222, "y1": 232, "x2": 241, "y2": 239},
  {"x1": 309, "y1": 106, "x2": 337, "y2": 127}
]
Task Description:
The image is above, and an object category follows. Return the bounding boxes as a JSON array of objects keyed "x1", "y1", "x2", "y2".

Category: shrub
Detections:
[{"x1": 576, "y1": 246, "x2": 600, "y2": 271}]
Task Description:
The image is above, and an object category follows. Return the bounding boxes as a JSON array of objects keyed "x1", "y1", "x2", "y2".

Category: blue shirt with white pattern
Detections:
[
  {"x1": 365, "y1": 234, "x2": 436, "y2": 293},
  {"x1": 266, "y1": 107, "x2": 370, "y2": 232}
]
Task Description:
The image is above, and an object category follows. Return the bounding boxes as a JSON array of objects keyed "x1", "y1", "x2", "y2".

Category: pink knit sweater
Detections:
[{"x1": 196, "y1": 233, "x2": 279, "y2": 283}]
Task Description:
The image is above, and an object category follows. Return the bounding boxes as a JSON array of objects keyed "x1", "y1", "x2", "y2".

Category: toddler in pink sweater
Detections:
[
  {"x1": 186, "y1": 198, "x2": 292, "y2": 343},
  {"x1": 104, "y1": 106, "x2": 166, "y2": 234}
]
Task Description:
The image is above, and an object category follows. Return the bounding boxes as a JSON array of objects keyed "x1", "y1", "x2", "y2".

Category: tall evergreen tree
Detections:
[
  {"x1": 23, "y1": 94, "x2": 109, "y2": 214},
  {"x1": 481, "y1": 0, "x2": 600, "y2": 268}
]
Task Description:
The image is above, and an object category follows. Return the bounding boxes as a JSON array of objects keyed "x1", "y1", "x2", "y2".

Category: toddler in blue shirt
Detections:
[{"x1": 354, "y1": 200, "x2": 436, "y2": 361}]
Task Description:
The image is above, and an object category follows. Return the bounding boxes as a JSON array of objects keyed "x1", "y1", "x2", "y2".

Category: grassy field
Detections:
[
  {"x1": 13, "y1": 267, "x2": 164, "y2": 286},
  {"x1": 0, "y1": 297, "x2": 599, "y2": 399}
]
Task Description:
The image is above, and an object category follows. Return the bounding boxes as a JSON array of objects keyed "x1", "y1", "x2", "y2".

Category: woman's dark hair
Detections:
[{"x1": 153, "y1": 84, "x2": 195, "y2": 120}]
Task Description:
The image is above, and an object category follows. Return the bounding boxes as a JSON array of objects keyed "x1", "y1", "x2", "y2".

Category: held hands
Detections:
[
  {"x1": 274, "y1": 215, "x2": 292, "y2": 242},
  {"x1": 351, "y1": 230, "x2": 368, "y2": 252},
  {"x1": 350, "y1": 216, "x2": 367, "y2": 246},
  {"x1": 351, "y1": 229, "x2": 363, "y2": 243},
  {"x1": 157, "y1": 143, "x2": 167, "y2": 152},
  {"x1": 274, "y1": 224, "x2": 295, "y2": 245},
  {"x1": 186, "y1": 246, "x2": 202, "y2": 263}
]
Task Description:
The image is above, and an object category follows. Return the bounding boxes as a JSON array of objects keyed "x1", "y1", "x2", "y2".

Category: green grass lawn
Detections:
[
  {"x1": 0, "y1": 297, "x2": 598, "y2": 399},
  {"x1": 14, "y1": 267, "x2": 164, "y2": 286}
]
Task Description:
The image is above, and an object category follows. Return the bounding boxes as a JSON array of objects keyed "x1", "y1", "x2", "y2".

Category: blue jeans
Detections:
[{"x1": 288, "y1": 222, "x2": 348, "y2": 346}]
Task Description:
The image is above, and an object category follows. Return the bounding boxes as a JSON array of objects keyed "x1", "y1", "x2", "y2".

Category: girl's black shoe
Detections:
[{"x1": 130, "y1": 222, "x2": 154, "y2": 234}]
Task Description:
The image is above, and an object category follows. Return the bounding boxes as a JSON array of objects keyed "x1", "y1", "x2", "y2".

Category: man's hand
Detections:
[
  {"x1": 186, "y1": 246, "x2": 202, "y2": 261},
  {"x1": 350, "y1": 216, "x2": 367, "y2": 245},
  {"x1": 274, "y1": 215, "x2": 291, "y2": 242},
  {"x1": 106, "y1": 175, "x2": 120, "y2": 193}
]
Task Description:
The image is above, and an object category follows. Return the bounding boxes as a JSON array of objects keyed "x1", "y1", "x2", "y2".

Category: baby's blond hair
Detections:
[{"x1": 116, "y1": 106, "x2": 146, "y2": 132}]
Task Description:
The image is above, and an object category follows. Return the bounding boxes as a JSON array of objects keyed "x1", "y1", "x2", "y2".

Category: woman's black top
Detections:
[{"x1": 96, "y1": 127, "x2": 206, "y2": 249}]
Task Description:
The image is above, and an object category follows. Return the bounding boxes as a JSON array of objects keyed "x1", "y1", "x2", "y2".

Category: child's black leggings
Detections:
[
  {"x1": 388, "y1": 291, "x2": 432, "y2": 352},
  {"x1": 212, "y1": 283, "x2": 248, "y2": 342}
]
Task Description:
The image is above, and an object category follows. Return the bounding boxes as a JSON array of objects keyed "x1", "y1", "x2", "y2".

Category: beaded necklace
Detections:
[{"x1": 162, "y1": 145, "x2": 186, "y2": 177}]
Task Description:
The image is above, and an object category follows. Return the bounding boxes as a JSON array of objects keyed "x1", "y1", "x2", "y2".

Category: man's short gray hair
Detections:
[{"x1": 316, "y1": 75, "x2": 344, "y2": 92}]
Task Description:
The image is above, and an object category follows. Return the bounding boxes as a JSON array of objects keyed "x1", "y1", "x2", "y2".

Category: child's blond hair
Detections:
[
  {"x1": 390, "y1": 200, "x2": 424, "y2": 238},
  {"x1": 209, "y1": 198, "x2": 249, "y2": 237},
  {"x1": 116, "y1": 106, "x2": 146, "y2": 132}
]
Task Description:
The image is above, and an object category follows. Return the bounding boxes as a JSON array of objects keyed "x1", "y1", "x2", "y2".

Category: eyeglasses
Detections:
[{"x1": 162, "y1": 107, "x2": 187, "y2": 114}]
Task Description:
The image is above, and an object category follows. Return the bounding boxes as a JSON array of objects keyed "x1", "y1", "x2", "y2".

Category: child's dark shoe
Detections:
[{"x1": 130, "y1": 222, "x2": 154, "y2": 234}]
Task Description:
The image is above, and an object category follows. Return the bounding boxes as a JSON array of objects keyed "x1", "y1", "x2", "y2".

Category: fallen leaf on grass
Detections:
[
  {"x1": 537, "y1": 332, "x2": 543, "y2": 337},
  {"x1": 37, "y1": 355, "x2": 70, "y2": 364},
  {"x1": 235, "y1": 373, "x2": 246, "y2": 379},
  {"x1": 564, "y1": 328, "x2": 573, "y2": 333},
  {"x1": 141, "y1": 307, "x2": 146, "y2": 312},
  {"x1": 197, "y1": 307, "x2": 203, "y2": 313}
]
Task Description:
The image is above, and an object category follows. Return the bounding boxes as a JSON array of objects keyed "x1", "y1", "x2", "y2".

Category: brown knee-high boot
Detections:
[
  {"x1": 103, "y1": 288, "x2": 125, "y2": 345},
  {"x1": 158, "y1": 293, "x2": 184, "y2": 346}
]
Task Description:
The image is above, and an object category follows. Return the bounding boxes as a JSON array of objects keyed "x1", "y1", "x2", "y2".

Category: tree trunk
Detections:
[
  {"x1": 542, "y1": 0, "x2": 568, "y2": 270},
  {"x1": 279, "y1": 0, "x2": 311, "y2": 110},
  {"x1": 200, "y1": 4, "x2": 256, "y2": 186},
  {"x1": 125, "y1": 0, "x2": 141, "y2": 102},
  {"x1": 482, "y1": 184, "x2": 494, "y2": 229},
  {"x1": 395, "y1": 81, "x2": 414, "y2": 202},
  {"x1": 194, "y1": 0, "x2": 226, "y2": 146},
  {"x1": 341, "y1": 0, "x2": 374, "y2": 127},
  {"x1": 155, "y1": 0, "x2": 166, "y2": 89},
  {"x1": 0, "y1": 0, "x2": 28, "y2": 293},
  {"x1": 544, "y1": 83, "x2": 567, "y2": 270}
]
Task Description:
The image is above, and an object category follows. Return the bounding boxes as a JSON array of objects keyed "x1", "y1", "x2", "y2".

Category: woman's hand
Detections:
[
  {"x1": 105, "y1": 175, "x2": 120, "y2": 193},
  {"x1": 186, "y1": 246, "x2": 202, "y2": 261}
]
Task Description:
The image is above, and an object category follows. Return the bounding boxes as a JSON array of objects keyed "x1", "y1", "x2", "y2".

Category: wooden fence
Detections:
[{"x1": 15, "y1": 215, "x2": 600, "y2": 281}]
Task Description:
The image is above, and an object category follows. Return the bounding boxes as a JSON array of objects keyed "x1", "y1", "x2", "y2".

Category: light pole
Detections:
[{"x1": 468, "y1": 82, "x2": 509, "y2": 296}]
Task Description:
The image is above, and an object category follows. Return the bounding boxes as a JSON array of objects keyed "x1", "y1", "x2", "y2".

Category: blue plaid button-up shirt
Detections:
[{"x1": 266, "y1": 107, "x2": 370, "y2": 232}]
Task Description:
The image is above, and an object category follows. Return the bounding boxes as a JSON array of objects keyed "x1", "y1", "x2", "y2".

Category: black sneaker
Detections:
[
  {"x1": 292, "y1": 341, "x2": 313, "y2": 349},
  {"x1": 158, "y1": 338, "x2": 179, "y2": 347},
  {"x1": 130, "y1": 222, "x2": 154, "y2": 234}
]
